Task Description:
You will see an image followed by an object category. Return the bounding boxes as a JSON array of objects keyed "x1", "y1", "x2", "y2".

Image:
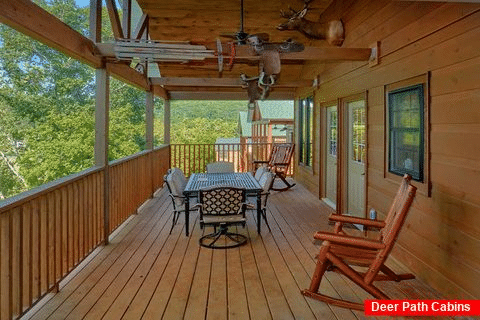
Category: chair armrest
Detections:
[
  {"x1": 313, "y1": 231, "x2": 385, "y2": 250},
  {"x1": 191, "y1": 203, "x2": 203, "y2": 210},
  {"x1": 273, "y1": 162, "x2": 290, "y2": 166},
  {"x1": 329, "y1": 214, "x2": 386, "y2": 229},
  {"x1": 253, "y1": 160, "x2": 269, "y2": 164}
]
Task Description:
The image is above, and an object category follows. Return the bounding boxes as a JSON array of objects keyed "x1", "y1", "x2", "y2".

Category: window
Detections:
[
  {"x1": 299, "y1": 97, "x2": 313, "y2": 166},
  {"x1": 351, "y1": 105, "x2": 366, "y2": 163},
  {"x1": 388, "y1": 84, "x2": 424, "y2": 182},
  {"x1": 328, "y1": 110, "x2": 337, "y2": 157}
]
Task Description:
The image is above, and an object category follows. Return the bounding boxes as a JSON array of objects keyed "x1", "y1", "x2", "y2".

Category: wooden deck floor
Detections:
[{"x1": 24, "y1": 182, "x2": 446, "y2": 320}]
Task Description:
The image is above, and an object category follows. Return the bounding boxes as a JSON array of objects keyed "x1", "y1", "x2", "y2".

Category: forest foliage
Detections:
[{"x1": 0, "y1": 0, "x2": 247, "y2": 200}]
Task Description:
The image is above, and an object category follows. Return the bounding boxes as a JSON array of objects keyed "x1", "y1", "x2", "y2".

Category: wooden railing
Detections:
[
  {"x1": 170, "y1": 143, "x2": 295, "y2": 177},
  {"x1": 108, "y1": 147, "x2": 169, "y2": 233},
  {"x1": 0, "y1": 146, "x2": 170, "y2": 320}
]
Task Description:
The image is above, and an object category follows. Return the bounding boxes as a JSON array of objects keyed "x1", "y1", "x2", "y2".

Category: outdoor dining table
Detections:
[{"x1": 183, "y1": 172, "x2": 263, "y2": 236}]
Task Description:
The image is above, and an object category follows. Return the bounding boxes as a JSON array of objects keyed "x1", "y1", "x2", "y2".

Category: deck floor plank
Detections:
[
  {"x1": 28, "y1": 194, "x2": 168, "y2": 320},
  {"x1": 27, "y1": 183, "x2": 446, "y2": 320},
  {"x1": 96, "y1": 197, "x2": 181, "y2": 320},
  {"x1": 226, "y1": 242, "x2": 250, "y2": 320},
  {"x1": 245, "y1": 218, "x2": 295, "y2": 320}
]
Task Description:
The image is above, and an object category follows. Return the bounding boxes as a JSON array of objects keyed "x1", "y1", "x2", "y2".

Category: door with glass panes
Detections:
[
  {"x1": 324, "y1": 106, "x2": 337, "y2": 208},
  {"x1": 346, "y1": 100, "x2": 366, "y2": 217}
]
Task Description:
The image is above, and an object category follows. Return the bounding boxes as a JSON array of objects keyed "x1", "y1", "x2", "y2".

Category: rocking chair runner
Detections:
[
  {"x1": 302, "y1": 174, "x2": 417, "y2": 311},
  {"x1": 253, "y1": 143, "x2": 295, "y2": 191}
]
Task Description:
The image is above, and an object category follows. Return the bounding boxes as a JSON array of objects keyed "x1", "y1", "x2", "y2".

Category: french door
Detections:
[
  {"x1": 345, "y1": 100, "x2": 366, "y2": 217},
  {"x1": 324, "y1": 106, "x2": 337, "y2": 208}
]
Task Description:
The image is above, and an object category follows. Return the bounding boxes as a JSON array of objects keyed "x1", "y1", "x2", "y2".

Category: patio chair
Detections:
[
  {"x1": 253, "y1": 143, "x2": 295, "y2": 191},
  {"x1": 302, "y1": 174, "x2": 417, "y2": 311},
  {"x1": 164, "y1": 168, "x2": 194, "y2": 234},
  {"x1": 206, "y1": 161, "x2": 235, "y2": 173},
  {"x1": 247, "y1": 170, "x2": 275, "y2": 232},
  {"x1": 254, "y1": 164, "x2": 268, "y2": 181},
  {"x1": 197, "y1": 186, "x2": 248, "y2": 248}
]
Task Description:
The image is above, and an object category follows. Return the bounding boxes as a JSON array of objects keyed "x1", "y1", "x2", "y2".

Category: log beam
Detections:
[
  {"x1": 168, "y1": 91, "x2": 294, "y2": 100},
  {"x1": 95, "y1": 43, "x2": 372, "y2": 62},
  {"x1": 0, "y1": 0, "x2": 102, "y2": 68},
  {"x1": 150, "y1": 77, "x2": 312, "y2": 88},
  {"x1": 106, "y1": 62, "x2": 150, "y2": 90}
]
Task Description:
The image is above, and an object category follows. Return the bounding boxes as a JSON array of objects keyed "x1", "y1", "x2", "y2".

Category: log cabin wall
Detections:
[{"x1": 294, "y1": 0, "x2": 480, "y2": 299}]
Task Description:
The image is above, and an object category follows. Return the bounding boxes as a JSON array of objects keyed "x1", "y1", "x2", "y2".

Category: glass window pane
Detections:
[{"x1": 388, "y1": 85, "x2": 424, "y2": 181}]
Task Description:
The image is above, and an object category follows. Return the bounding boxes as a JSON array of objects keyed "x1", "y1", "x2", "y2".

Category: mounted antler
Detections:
[{"x1": 278, "y1": 0, "x2": 344, "y2": 46}]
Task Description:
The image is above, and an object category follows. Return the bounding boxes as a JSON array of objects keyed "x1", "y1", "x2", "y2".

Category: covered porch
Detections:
[
  {"x1": 23, "y1": 183, "x2": 443, "y2": 320},
  {"x1": 1, "y1": 0, "x2": 480, "y2": 319}
]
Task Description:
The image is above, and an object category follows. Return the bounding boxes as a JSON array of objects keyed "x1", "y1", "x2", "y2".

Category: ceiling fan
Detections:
[{"x1": 220, "y1": 0, "x2": 270, "y2": 45}]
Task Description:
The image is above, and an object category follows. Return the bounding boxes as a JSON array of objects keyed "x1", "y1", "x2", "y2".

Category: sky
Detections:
[
  {"x1": 74, "y1": 0, "x2": 90, "y2": 8},
  {"x1": 74, "y1": 0, "x2": 122, "y2": 8}
]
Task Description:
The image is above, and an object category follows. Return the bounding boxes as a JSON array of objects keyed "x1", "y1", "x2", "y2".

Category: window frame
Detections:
[
  {"x1": 388, "y1": 84, "x2": 424, "y2": 181},
  {"x1": 298, "y1": 96, "x2": 313, "y2": 167},
  {"x1": 385, "y1": 74, "x2": 431, "y2": 196}
]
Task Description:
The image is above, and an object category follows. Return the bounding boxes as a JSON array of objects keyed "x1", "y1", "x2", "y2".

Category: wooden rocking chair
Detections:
[
  {"x1": 302, "y1": 174, "x2": 417, "y2": 311},
  {"x1": 253, "y1": 143, "x2": 295, "y2": 191}
]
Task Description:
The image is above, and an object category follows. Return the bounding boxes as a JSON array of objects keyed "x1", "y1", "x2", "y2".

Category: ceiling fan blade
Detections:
[
  {"x1": 252, "y1": 33, "x2": 270, "y2": 42},
  {"x1": 220, "y1": 33, "x2": 238, "y2": 39}
]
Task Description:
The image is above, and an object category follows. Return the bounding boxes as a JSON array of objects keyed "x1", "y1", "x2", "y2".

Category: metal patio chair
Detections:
[{"x1": 197, "y1": 186, "x2": 248, "y2": 249}]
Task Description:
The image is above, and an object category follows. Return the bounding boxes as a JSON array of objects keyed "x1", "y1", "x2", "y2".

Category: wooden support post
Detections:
[
  {"x1": 163, "y1": 98, "x2": 171, "y2": 145},
  {"x1": 105, "y1": 0, "x2": 124, "y2": 39},
  {"x1": 268, "y1": 122, "x2": 273, "y2": 144},
  {"x1": 122, "y1": 0, "x2": 132, "y2": 39},
  {"x1": 146, "y1": 91, "x2": 154, "y2": 150},
  {"x1": 95, "y1": 69, "x2": 110, "y2": 244},
  {"x1": 89, "y1": 0, "x2": 102, "y2": 43}
]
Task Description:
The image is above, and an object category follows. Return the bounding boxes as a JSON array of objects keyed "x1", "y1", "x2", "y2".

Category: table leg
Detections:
[
  {"x1": 257, "y1": 192, "x2": 261, "y2": 234},
  {"x1": 185, "y1": 196, "x2": 190, "y2": 236}
]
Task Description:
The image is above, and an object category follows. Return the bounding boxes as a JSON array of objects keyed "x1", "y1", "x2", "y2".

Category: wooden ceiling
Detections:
[{"x1": 136, "y1": 0, "x2": 335, "y2": 92}]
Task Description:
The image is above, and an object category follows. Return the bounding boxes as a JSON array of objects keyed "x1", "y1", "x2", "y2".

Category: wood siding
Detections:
[{"x1": 294, "y1": 0, "x2": 480, "y2": 299}]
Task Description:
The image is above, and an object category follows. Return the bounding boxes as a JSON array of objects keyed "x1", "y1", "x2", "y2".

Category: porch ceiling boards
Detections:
[
  {"x1": 135, "y1": 0, "x2": 336, "y2": 95},
  {"x1": 25, "y1": 182, "x2": 445, "y2": 319}
]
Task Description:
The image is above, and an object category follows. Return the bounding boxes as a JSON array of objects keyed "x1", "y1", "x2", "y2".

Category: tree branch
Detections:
[{"x1": 0, "y1": 150, "x2": 28, "y2": 187}]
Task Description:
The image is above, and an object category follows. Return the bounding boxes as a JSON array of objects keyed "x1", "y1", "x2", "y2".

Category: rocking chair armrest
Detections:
[
  {"x1": 273, "y1": 162, "x2": 290, "y2": 167},
  {"x1": 313, "y1": 231, "x2": 385, "y2": 250},
  {"x1": 329, "y1": 214, "x2": 386, "y2": 229},
  {"x1": 253, "y1": 160, "x2": 269, "y2": 164}
]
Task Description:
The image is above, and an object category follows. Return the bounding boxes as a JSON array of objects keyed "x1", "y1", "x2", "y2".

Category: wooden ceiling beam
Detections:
[
  {"x1": 105, "y1": 0, "x2": 124, "y2": 39},
  {"x1": 96, "y1": 42, "x2": 372, "y2": 62},
  {"x1": 107, "y1": 62, "x2": 150, "y2": 91},
  {"x1": 151, "y1": 77, "x2": 312, "y2": 88},
  {"x1": 168, "y1": 91, "x2": 294, "y2": 101},
  {"x1": 230, "y1": 46, "x2": 373, "y2": 61},
  {"x1": 0, "y1": 0, "x2": 102, "y2": 68},
  {"x1": 162, "y1": 86, "x2": 294, "y2": 93}
]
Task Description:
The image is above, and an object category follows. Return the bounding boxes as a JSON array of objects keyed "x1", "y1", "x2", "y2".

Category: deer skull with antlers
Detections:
[{"x1": 277, "y1": 0, "x2": 344, "y2": 46}]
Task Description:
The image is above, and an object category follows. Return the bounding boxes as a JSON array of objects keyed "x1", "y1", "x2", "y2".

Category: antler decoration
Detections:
[{"x1": 278, "y1": 0, "x2": 345, "y2": 46}]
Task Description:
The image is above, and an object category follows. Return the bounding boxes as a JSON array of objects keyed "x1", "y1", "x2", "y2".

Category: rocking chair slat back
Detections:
[
  {"x1": 253, "y1": 143, "x2": 296, "y2": 191},
  {"x1": 302, "y1": 174, "x2": 417, "y2": 311},
  {"x1": 367, "y1": 175, "x2": 416, "y2": 284}
]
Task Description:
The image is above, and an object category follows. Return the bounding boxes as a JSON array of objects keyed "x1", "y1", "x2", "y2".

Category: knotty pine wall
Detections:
[{"x1": 294, "y1": 0, "x2": 480, "y2": 299}]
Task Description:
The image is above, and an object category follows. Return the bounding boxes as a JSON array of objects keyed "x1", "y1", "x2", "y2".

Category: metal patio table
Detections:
[{"x1": 183, "y1": 172, "x2": 263, "y2": 236}]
